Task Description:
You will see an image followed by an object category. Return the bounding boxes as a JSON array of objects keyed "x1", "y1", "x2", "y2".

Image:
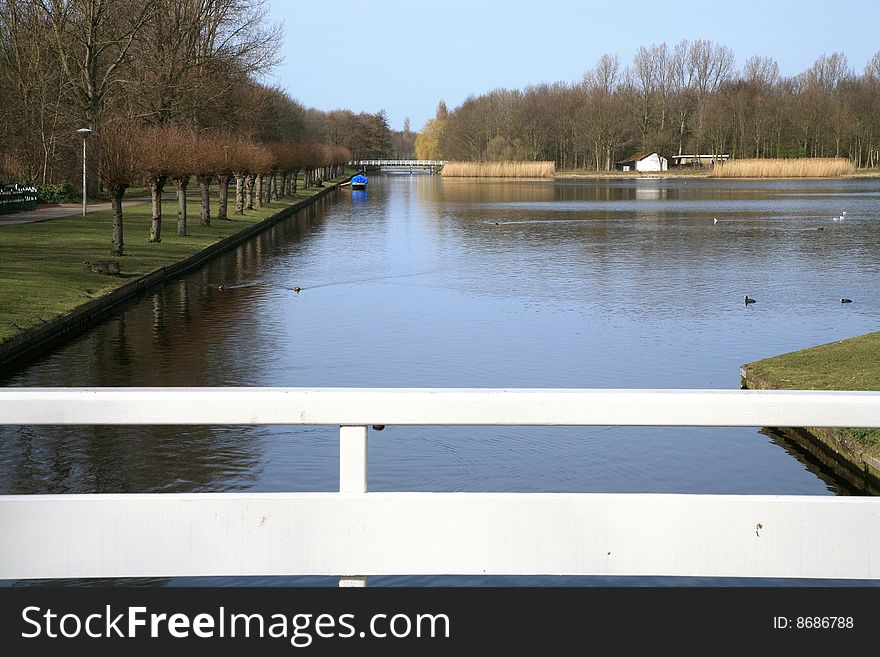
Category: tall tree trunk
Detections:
[
  {"x1": 197, "y1": 174, "x2": 212, "y2": 226},
  {"x1": 256, "y1": 175, "x2": 264, "y2": 208},
  {"x1": 218, "y1": 174, "x2": 230, "y2": 220},
  {"x1": 148, "y1": 175, "x2": 166, "y2": 243},
  {"x1": 110, "y1": 185, "x2": 127, "y2": 256},
  {"x1": 291, "y1": 169, "x2": 299, "y2": 194},
  {"x1": 234, "y1": 172, "x2": 245, "y2": 214},
  {"x1": 271, "y1": 172, "x2": 278, "y2": 201},
  {"x1": 175, "y1": 177, "x2": 188, "y2": 236},
  {"x1": 245, "y1": 175, "x2": 255, "y2": 210}
]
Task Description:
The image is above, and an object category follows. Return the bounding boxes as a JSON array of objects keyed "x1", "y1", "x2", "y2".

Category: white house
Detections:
[{"x1": 614, "y1": 152, "x2": 668, "y2": 172}]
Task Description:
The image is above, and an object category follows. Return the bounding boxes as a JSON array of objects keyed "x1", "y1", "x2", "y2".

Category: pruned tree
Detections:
[
  {"x1": 192, "y1": 132, "x2": 227, "y2": 226},
  {"x1": 168, "y1": 129, "x2": 197, "y2": 235},
  {"x1": 232, "y1": 142, "x2": 272, "y2": 211},
  {"x1": 137, "y1": 124, "x2": 188, "y2": 242},
  {"x1": 214, "y1": 133, "x2": 237, "y2": 220},
  {"x1": 330, "y1": 145, "x2": 352, "y2": 178},
  {"x1": 285, "y1": 142, "x2": 309, "y2": 195},
  {"x1": 96, "y1": 121, "x2": 138, "y2": 256}
]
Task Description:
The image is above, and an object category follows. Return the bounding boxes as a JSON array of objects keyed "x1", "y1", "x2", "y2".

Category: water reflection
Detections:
[
  {"x1": 0, "y1": 424, "x2": 265, "y2": 494},
  {"x1": 3, "y1": 174, "x2": 880, "y2": 583}
]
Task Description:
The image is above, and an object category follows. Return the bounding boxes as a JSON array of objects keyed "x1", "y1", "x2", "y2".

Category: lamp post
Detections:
[{"x1": 76, "y1": 128, "x2": 93, "y2": 216}]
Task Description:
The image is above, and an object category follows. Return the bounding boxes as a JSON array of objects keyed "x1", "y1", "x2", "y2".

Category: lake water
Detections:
[{"x1": 3, "y1": 173, "x2": 880, "y2": 586}]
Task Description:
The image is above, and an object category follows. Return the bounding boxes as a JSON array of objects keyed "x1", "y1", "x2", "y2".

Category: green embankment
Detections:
[
  {"x1": 0, "y1": 180, "x2": 341, "y2": 347},
  {"x1": 742, "y1": 332, "x2": 880, "y2": 454}
]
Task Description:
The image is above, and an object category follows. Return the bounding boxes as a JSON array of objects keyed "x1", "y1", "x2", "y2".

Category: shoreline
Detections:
[
  {"x1": 554, "y1": 170, "x2": 708, "y2": 179},
  {"x1": 554, "y1": 170, "x2": 880, "y2": 180},
  {"x1": 0, "y1": 177, "x2": 349, "y2": 374},
  {"x1": 740, "y1": 333, "x2": 880, "y2": 494}
]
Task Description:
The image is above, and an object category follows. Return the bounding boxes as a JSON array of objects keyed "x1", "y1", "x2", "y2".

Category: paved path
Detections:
[{"x1": 0, "y1": 197, "x2": 151, "y2": 226}]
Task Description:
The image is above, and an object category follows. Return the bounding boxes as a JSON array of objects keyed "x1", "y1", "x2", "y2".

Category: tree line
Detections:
[
  {"x1": 0, "y1": 0, "x2": 395, "y2": 254},
  {"x1": 416, "y1": 40, "x2": 880, "y2": 170},
  {"x1": 0, "y1": 0, "x2": 394, "y2": 184}
]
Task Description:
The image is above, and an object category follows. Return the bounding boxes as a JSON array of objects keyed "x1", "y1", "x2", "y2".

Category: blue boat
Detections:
[{"x1": 351, "y1": 173, "x2": 368, "y2": 190}]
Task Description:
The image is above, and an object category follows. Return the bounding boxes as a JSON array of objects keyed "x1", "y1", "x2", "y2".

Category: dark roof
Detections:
[{"x1": 615, "y1": 151, "x2": 654, "y2": 164}]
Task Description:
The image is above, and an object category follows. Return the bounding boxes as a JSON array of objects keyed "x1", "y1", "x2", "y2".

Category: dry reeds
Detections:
[
  {"x1": 710, "y1": 158, "x2": 855, "y2": 178},
  {"x1": 440, "y1": 161, "x2": 556, "y2": 178}
]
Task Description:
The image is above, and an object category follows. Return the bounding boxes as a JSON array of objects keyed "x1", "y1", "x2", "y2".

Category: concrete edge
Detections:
[
  {"x1": 0, "y1": 181, "x2": 345, "y2": 373},
  {"x1": 740, "y1": 364, "x2": 880, "y2": 494}
]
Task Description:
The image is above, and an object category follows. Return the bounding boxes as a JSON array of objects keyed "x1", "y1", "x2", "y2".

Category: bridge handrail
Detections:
[
  {"x1": 3, "y1": 387, "x2": 880, "y2": 426},
  {"x1": 2, "y1": 387, "x2": 879, "y2": 584}
]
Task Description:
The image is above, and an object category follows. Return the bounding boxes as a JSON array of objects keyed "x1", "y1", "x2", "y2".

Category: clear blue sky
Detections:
[{"x1": 266, "y1": 0, "x2": 880, "y2": 132}]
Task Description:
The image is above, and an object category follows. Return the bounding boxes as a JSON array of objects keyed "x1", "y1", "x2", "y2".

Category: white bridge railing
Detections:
[{"x1": 2, "y1": 387, "x2": 880, "y2": 585}]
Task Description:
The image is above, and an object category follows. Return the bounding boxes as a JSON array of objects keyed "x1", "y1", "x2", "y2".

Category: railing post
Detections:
[{"x1": 339, "y1": 424, "x2": 368, "y2": 587}]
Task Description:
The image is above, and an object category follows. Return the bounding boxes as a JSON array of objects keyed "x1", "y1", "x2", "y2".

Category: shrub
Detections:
[{"x1": 35, "y1": 182, "x2": 75, "y2": 204}]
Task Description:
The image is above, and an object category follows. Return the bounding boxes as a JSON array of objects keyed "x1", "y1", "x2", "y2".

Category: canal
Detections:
[{"x1": 3, "y1": 173, "x2": 880, "y2": 585}]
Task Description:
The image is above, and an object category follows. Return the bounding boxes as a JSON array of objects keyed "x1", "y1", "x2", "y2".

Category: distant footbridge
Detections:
[{"x1": 352, "y1": 159, "x2": 446, "y2": 173}]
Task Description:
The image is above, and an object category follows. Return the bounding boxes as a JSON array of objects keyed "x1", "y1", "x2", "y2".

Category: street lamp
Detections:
[{"x1": 76, "y1": 128, "x2": 93, "y2": 216}]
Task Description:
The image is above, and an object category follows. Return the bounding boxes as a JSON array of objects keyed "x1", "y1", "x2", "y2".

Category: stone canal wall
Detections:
[{"x1": 740, "y1": 364, "x2": 880, "y2": 494}]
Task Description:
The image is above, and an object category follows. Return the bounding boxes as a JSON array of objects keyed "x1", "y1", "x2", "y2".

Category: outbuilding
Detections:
[
  {"x1": 614, "y1": 152, "x2": 668, "y2": 172},
  {"x1": 669, "y1": 154, "x2": 730, "y2": 167}
]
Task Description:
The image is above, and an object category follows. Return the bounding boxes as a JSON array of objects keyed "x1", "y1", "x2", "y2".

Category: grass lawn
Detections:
[
  {"x1": 745, "y1": 332, "x2": 880, "y2": 450},
  {"x1": 0, "y1": 179, "x2": 343, "y2": 346}
]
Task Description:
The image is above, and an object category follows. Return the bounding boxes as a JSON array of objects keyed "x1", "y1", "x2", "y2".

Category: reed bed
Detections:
[
  {"x1": 709, "y1": 158, "x2": 855, "y2": 178},
  {"x1": 440, "y1": 161, "x2": 556, "y2": 178}
]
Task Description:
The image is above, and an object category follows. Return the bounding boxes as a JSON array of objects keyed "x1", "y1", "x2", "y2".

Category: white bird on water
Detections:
[
  {"x1": 713, "y1": 217, "x2": 718, "y2": 224},
  {"x1": 833, "y1": 211, "x2": 847, "y2": 221}
]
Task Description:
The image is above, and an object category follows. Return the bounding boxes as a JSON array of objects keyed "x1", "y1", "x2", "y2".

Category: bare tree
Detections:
[
  {"x1": 130, "y1": 0, "x2": 282, "y2": 127},
  {"x1": 214, "y1": 133, "x2": 237, "y2": 220},
  {"x1": 0, "y1": 1, "x2": 71, "y2": 183},
  {"x1": 669, "y1": 40, "x2": 697, "y2": 155},
  {"x1": 688, "y1": 40, "x2": 735, "y2": 152},
  {"x1": 96, "y1": 121, "x2": 138, "y2": 256},
  {"x1": 738, "y1": 56, "x2": 781, "y2": 157},
  {"x1": 630, "y1": 46, "x2": 658, "y2": 150},
  {"x1": 583, "y1": 55, "x2": 625, "y2": 170},
  {"x1": 136, "y1": 124, "x2": 190, "y2": 242},
  {"x1": 37, "y1": 0, "x2": 156, "y2": 128},
  {"x1": 168, "y1": 130, "x2": 197, "y2": 235},
  {"x1": 193, "y1": 133, "x2": 227, "y2": 226}
]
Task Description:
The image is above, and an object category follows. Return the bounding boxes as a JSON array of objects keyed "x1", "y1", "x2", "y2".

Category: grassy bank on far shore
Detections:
[
  {"x1": 742, "y1": 332, "x2": 880, "y2": 453},
  {"x1": 0, "y1": 178, "x2": 345, "y2": 347},
  {"x1": 555, "y1": 168, "x2": 709, "y2": 179},
  {"x1": 556, "y1": 164, "x2": 880, "y2": 180}
]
